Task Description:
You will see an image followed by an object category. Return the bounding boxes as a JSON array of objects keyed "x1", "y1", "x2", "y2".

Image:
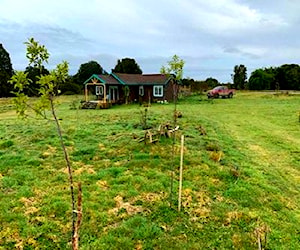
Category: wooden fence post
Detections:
[{"x1": 178, "y1": 135, "x2": 184, "y2": 212}]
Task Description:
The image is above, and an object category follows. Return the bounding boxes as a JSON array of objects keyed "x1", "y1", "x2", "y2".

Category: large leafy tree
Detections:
[
  {"x1": 112, "y1": 58, "x2": 142, "y2": 74},
  {"x1": 205, "y1": 77, "x2": 219, "y2": 88},
  {"x1": 248, "y1": 69, "x2": 275, "y2": 90},
  {"x1": 232, "y1": 64, "x2": 247, "y2": 90},
  {"x1": 0, "y1": 44, "x2": 14, "y2": 97},
  {"x1": 277, "y1": 64, "x2": 300, "y2": 90},
  {"x1": 247, "y1": 64, "x2": 300, "y2": 91},
  {"x1": 73, "y1": 60, "x2": 103, "y2": 87},
  {"x1": 24, "y1": 65, "x2": 49, "y2": 96}
]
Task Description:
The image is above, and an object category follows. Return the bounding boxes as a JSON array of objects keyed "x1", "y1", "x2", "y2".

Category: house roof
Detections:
[
  {"x1": 113, "y1": 73, "x2": 171, "y2": 85},
  {"x1": 99, "y1": 74, "x2": 121, "y2": 84},
  {"x1": 84, "y1": 74, "x2": 121, "y2": 85},
  {"x1": 84, "y1": 73, "x2": 173, "y2": 85}
]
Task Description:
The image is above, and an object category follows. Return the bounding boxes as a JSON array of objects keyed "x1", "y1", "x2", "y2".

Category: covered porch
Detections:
[{"x1": 82, "y1": 74, "x2": 122, "y2": 109}]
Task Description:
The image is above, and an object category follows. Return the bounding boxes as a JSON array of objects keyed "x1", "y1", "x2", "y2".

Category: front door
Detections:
[{"x1": 109, "y1": 86, "x2": 119, "y2": 102}]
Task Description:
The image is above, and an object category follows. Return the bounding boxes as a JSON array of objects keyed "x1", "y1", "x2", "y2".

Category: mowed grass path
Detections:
[{"x1": 0, "y1": 92, "x2": 299, "y2": 249}]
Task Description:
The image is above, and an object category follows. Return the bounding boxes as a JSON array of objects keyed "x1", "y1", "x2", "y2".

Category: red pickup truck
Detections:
[{"x1": 207, "y1": 86, "x2": 235, "y2": 99}]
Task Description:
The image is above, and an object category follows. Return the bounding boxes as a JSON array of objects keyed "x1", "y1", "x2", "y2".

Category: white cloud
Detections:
[{"x1": 0, "y1": 0, "x2": 299, "y2": 82}]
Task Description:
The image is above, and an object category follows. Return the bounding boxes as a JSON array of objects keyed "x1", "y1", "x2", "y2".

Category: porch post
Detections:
[
  {"x1": 103, "y1": 84, "x2": 107, "y2": 104},
  {"x1": 85, "y1": 84, "x2": 88, "y2": 102}
]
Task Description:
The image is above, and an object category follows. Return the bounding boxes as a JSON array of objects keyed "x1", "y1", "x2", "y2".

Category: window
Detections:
[
  {"x1": 109, "y1": 86, "x2": 119, "y2": 101},
  {"x1": 95, "y1": 85, "x2": 103, "y2": 95},
  {"x1": 139, "y1": 86, "x2": 144, "y2": 96},
  {"x1": 153, "y1": 85, "x2": 163, "y2": 97}
]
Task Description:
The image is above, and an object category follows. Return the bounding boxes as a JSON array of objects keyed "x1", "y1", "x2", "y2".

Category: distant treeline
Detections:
[
  {"x1": 182, "y1": 64, "x2": 300, "y2": 91},
  {"x1": 247, "y1": 64, "x2": 300, "y2": 90}
]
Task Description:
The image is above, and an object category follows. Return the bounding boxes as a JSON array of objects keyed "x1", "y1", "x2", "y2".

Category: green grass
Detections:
[{"x1": 0, "y1": 92, "x2": 299, "y2": 249}]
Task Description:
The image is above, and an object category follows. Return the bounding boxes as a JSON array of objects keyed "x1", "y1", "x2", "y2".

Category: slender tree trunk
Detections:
[
  {"x1": 49, "y1": 96, "x2": 76, "y2": 243},
  {"x1": 72, "y1": 182, "x2": 82, "y2": 250}
]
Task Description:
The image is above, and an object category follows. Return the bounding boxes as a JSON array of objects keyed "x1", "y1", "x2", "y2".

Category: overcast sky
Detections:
[{"x1": 0, "y1": 0, "x2": 299, "y2": 82}]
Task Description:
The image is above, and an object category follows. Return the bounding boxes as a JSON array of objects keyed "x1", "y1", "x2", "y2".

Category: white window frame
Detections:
[
  {"x1": 139, "y1": 86, "x2": 144, "y2": 96},
  {"x1": 153, "y1": 85, "x2": 163, "y2": 97},
  {"x1": 95, "y1": 85, "x2": 104, "y2": 95},
  {"x1": 109, "y1": 86, "x2": 119, "y2": 101}
]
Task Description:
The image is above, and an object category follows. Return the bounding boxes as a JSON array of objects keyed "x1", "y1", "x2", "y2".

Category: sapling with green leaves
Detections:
[
  {"x1": 160, "y1": 54, "x2": 184, "y2": 126},
  {"x1": 160, "y1": 55, "x2": 185, "y2": 205},
  {"x1": 9, "y1": 38, "x2": 81, "y2": 250}
]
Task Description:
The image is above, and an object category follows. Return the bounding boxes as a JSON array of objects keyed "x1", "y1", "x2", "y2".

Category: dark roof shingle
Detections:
[
  {"x1": 97, "y1": 74, "x2": 121, "y2": 84},
  {"x1": 114, "y1": 73, "x2": 170, "y2": 85}
]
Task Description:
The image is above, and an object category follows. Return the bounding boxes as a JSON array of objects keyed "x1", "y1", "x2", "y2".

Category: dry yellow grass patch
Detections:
[
  {"x1": 249, "y1": 144, "x2": 270, "y2": 159},
  {"x1": 19, "y1": 197, "x2": 40, "y2": 216},
  {"x1": 181, "y1": 189, "x2": 211, "y2": 221},
  {"x1": 0, "y1": 227, "x2": 24, "y2": 249},
  {"x1": 42, "y1": 145, "x2": 57, "y2": 158},
  {"x1": 133, "y1": 192, "x2": 166, "y2": 203},
  {"x1": 210, "y1": 177, "x2": 222, "y2": 185},
  {"x1": 74, "y1": 167, "x2": 95, "y2": 175},
  {"x1": 108, "y1": 195, "x2": 143, "y2": 217},
  {"x1": 232, "y1": 233, "x2": 243, "y2": 248},
  {"x1": 96, "y1": 180, "x2": 109, "y2": 190},
  {"x1": 98, "y1": 143, "x2": 106, "y2": 151},
  {"x1": 225, "y1": 211, "x2": 244, "y2": 225},
  {"x1": 60, "y1": 161, "x2": 96, "y2": 175},
  {"x1": 279, "y1": 196, "x2": 298, "y2": 210},
  {"x1": 209, "y1": 151, "x2": 223, "y2": 162},
  {"x1": 113, "y1": 160, "x2": 129, "y2": 166}
]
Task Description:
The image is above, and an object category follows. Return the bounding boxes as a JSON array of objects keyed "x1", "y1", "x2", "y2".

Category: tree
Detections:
[
  {"x1": 161, "y1": 55, "x2": 184, "y2": 81},
  {"x1": 205, "y1": 77, "x2": 219, "y2": 88},
  {"x1": 232, "y1": 64, "x2": 247, "y2": 90},
  {"x1": 112, "y1": 58, "x2": 142, "y2": 74},
  {"x1": 190, "y1": 80, "x2": 209, "y2": 93},
  {"x1": 248, "y1": 69, "x2": 275, "y2": 90},
  {"x1": 10, "y1": 38, "x2": 82, "y2": 249},
  {"x1": 24, "y1": 65, "x2": 49, "y2": 96},
  {"x1": 277, "y1": 64, "x2": 300, "y2": 90},
  {"x1": 0, "y1": 44, "x2": 14, "y2": 97},
  {"x1": 181, "y1": 78, "x2": 194, "y2": 86},
  {"x1": 73, "y1": 60, "x2": 103, "y2": 87},
  {"x1": 59, "y1": 76, "x2": 82, "y2": 95},
  {"x1": 247, "y1": 64, "x2": 300, "y2": 91},
  {"x1": 160, "y1": 54, "x2": 185, "y2": 205}
]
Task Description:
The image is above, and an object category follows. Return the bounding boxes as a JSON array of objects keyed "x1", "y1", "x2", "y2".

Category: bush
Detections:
[{"x1": 60, "y1": 82, "x2": 82, "y2": 95}]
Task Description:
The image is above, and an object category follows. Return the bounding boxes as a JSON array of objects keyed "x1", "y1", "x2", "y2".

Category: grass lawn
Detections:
[{"x1": 0, "y1": 92, "x2": 299, "y2": 249}]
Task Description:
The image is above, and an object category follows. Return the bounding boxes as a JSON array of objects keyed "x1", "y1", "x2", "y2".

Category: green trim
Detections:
[
  {"x1": 111, "y1": 73, "x2": 126, "y2": 85},
  {"x1": 164, "y1": 75, "x2": 175, "y2": 85},
  {"x1": 83, "y1": 74, "x2": 106, "y2": 85}
]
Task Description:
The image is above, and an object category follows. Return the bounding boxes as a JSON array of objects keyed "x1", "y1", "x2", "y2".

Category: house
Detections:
[{"x1": 83, "y1": 73, "x2": 177, "y2": 108}]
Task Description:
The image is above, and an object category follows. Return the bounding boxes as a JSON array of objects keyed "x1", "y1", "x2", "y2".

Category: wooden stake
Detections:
[
  {"x1": 178, "y1": 135, "x2": 184, "y2": 212},
  {"x1": 72, "y1": 182, "x2": 82, "y2": 250}
]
